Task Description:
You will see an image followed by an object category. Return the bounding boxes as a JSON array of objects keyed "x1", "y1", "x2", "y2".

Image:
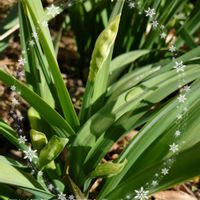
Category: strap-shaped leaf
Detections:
[
  {"x1": 0, "y1": 69, "x2": 75, "y2": 137},
  {"x1": 21, "y1": 0, "x2": 79, "y2": 130},
  {"x1": 0, "y1": 162, "x2": 54, "y2": 199}
]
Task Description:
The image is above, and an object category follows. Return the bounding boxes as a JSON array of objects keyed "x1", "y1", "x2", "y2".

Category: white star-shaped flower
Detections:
[
  {"x1": 18, "y1": 129, "x2": 23, "y2": 134},
  {"x1": 23, "y1": 147, "x2": 38, "y2": 162},
  {"x1": 134, "y1": 187, "x2": 149, "y2": 200},
  {"x1": 145, "y1": 7, "x2": 156, "y2": 18},
  {"x1": 176, "y1": 113, "x2": 182, "y2": 120},
  {"x1": 18, "y1": 57, "x2": 26, "y2": 66},
  {"x1": 182, "y1": 85, "x2": 190, "y2": 93},
  {"x1": 18, "y1": 135, "x2": 27, "y2": 144},
  {"x1": 11, "y1": 98, "x2": 19, "y2": 106},
  {"x1": 40, "y1": 20, "x2": 48, "y2": 28},
  {"x1": 151, "y1": 180, "x2": 158, "y2": 187},
  {"x1": 17, "y1": 71, "x2": 25, "y2": 79},
  {"x1": 58, "y1": 192, "x2": 67, "y2": 200},
  {"x1": 38, "y1": 170, "x2": 43, "y2": 177},
  {"x1": 160, "y1": 32, "x2": 167, "y2": 39},
  {"x1": 167, "y1": 158, "x2": 175, "y2": 164},
  {"x1": 169, "y1": 45, "x2": 176, "y2": 53},
  {"x1": 175, "y1": 130, "x2": 181, "y2": 137},
  {"x1": 161, "y1": 168, "x2": 169, "y2": 175},
  {"x1": 19, "y1": 116, "x2": 24, "y2": 121},
  {"x1": 48, "y1": 183, "x2": 54, "y2": 191},
  {"x1": 68, "y1": 195, "x2": 75, "y2": 200},
  {"x1": 10, "y1": 85, "x2": 16, "y2": 91},
  {"x1": 169, "y1": 143, "x2": 179, "y2": 153},
  {"x1": 152, "y1": 20, "x2": 158, "y2": 29},
  {"x1": 29, "y1": 40, "x2": 35, "y2": 47},
  {"x1": 32, "y1": 31, "x2": 38, "y2": 39},
  {"x1": 160, "y1": 25, "x2": 165, "y2": 30},
  {"x1": 177, "y1": 94, "x2": 186, "y2": 103},
  {"x1": 174, "y1": 61, "x2": 186, "y2": 73},
  {"x1": 47, "y1": 4, "x2": 60, "y2": 17},
  {"x1": 129, "y1": 2, "x2": 135, "y2": 8}
]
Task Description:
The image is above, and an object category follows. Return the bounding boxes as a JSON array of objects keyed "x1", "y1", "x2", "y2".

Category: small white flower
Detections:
[
  {"x1": 183, "y1": 107, "x2": 188, "y2": 112},
  {"x1": 18, "y1": 71, "x2": 25, "y2": 78},
  {"x1": 47, "y1": 4, "x2": 60, "y2": 17},
  {"x1": 152, "y1": 20, "x2": 158, "y2": 29},
  {"x1": 169, "y1": 143, "x2": 179, "y2": 153},
  {"x1": 23, "y1": 147, "x2": 38, "y2": 162},
  {"x1": 177, "y1": 94, "x2": 186, "y2": 103},
  {"x1": 160, "y1": 32, "x2": 167, "y2": 39},
  {"x1": 145, "y1": 7, "x2": 156, "y2": 18},
  {"x1": 169, "y1": 45, "x2": 176, "y2": 53},
  {"x1": 161, "y1": 168, "x2": 169, "y2": 175},
  {"x1": 151, "y1": 180, "x2": 158, "y2": 187},
  {"x1": 160, "y1": 25, "x2": 165, "y2": 30},
  {"x1": 176, "y1": 113, "x2": 182, "y2": 120},
  {"x1": 134, "y1": 187, "x2": 149, "y2": 200},
  {"x1": 10, "y1": 85, "x2": 16, "y2": 91},
  {"x1": 38, "y1": 171, "x2": 43, "y2": 177},
  {"x1": 68, "y1": 195, "x2": 75, "y2": 200},
  {"x1": 175, "y1": 130, "x2": 181, "y2": 137},
  {"x1": 18, "y1": 135, "x2": 27, "y2": 144},
  {"x1": 32, "y1": 31, "x2": 38, "y2": 39},
  {"x1": 126, "y1": 194, "x2": 131, "y2": 199},
  {"x1": 11, "y1": 98, "x2": 19, "y2": 106},
  {"x1": 18, "y1": 57, "x2": 26, "y2": 66},
  {"x1": 167, "y1": 158, "x2": 175, "y2": 164},
  {"x1": 41, "y1": 20, "x2": 48, "y2": 27},
  {"x1": 19, "y1": 116, "x2": 24, "y2": 121},
  {"x1": 18, "y1": 129, "x2": 23, "y2": 134},
  {"x1": 48, "y1": 183, "x2": 54, "y2": 190},
  {"x1": 181, "y1": 85, "x2": 190, "y2": 93},
  {"x1": 129, "y1": 2, "x2": 135, "y2": 8},
  {"x1": 29, "y1": 40, "x2": 35, "y2": 47},
  {"x1": 174, "y1": 61, "x2": 186, "y2": 73},
  {"x1": 58, "y1": 192, "x2": 67, "y2": 200}
]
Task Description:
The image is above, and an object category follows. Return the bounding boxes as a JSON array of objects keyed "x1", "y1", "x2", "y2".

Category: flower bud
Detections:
[
  {"x1": 91, "y1": 159, "x2": 127, "y2": 178},
  {"x1": 39, "y1": 135, "x2": 68, "y2": 169}
]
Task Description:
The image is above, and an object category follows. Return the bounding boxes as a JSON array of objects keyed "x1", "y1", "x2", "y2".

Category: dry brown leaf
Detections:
[{"x1": 153, "y1": 191, "x2": 197, "y2": 200}]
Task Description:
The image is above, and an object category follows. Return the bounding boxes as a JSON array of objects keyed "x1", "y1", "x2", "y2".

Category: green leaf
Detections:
[
  {"x1": 103, "y1": 142, "x2": 200, "y2": 200},
  {"x1": 22, "y1": 0, "x2": 79, "y2": 130},
  {"x1": 0, "y1": 162, "x2": 54, "y2": 199},
  {"x1": 0, "y1": 69, "x2": 75, "y2": 138},
  {"x1": 109, "y1": 50, "x2": 150, "y2": 84}
]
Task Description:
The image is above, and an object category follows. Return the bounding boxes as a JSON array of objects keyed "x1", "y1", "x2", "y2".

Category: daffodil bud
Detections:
[
  {"x1": 30, "y1": 129, "x2": 47, "y2": 153},
  {"x1": 91, "y1": 159, "x2": 127, "y2": 178},
  {"x1": 38, "y1": 135, "x2": 68, "y2": 169}
]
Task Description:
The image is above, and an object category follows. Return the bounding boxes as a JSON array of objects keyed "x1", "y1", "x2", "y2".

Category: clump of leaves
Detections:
[{"x1": 0, "y1": 0, "x2": 200, "y2": 199}]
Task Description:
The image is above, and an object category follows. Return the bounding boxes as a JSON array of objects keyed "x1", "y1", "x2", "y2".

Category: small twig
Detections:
[{"x1": 0, "y1": 24, "x2": 19, "y2": 41}]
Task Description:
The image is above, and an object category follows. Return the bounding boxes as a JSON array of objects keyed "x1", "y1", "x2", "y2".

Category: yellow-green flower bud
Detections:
[
  {"x1": 91, "y1": 159, "x2": 127, "y2": 178},
  {"x1": 30, "y1": 129, "x2": 47, "y2": 153},
  {"x1": 39, "y1": 135, "x2": 68, "y2": 169}
]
